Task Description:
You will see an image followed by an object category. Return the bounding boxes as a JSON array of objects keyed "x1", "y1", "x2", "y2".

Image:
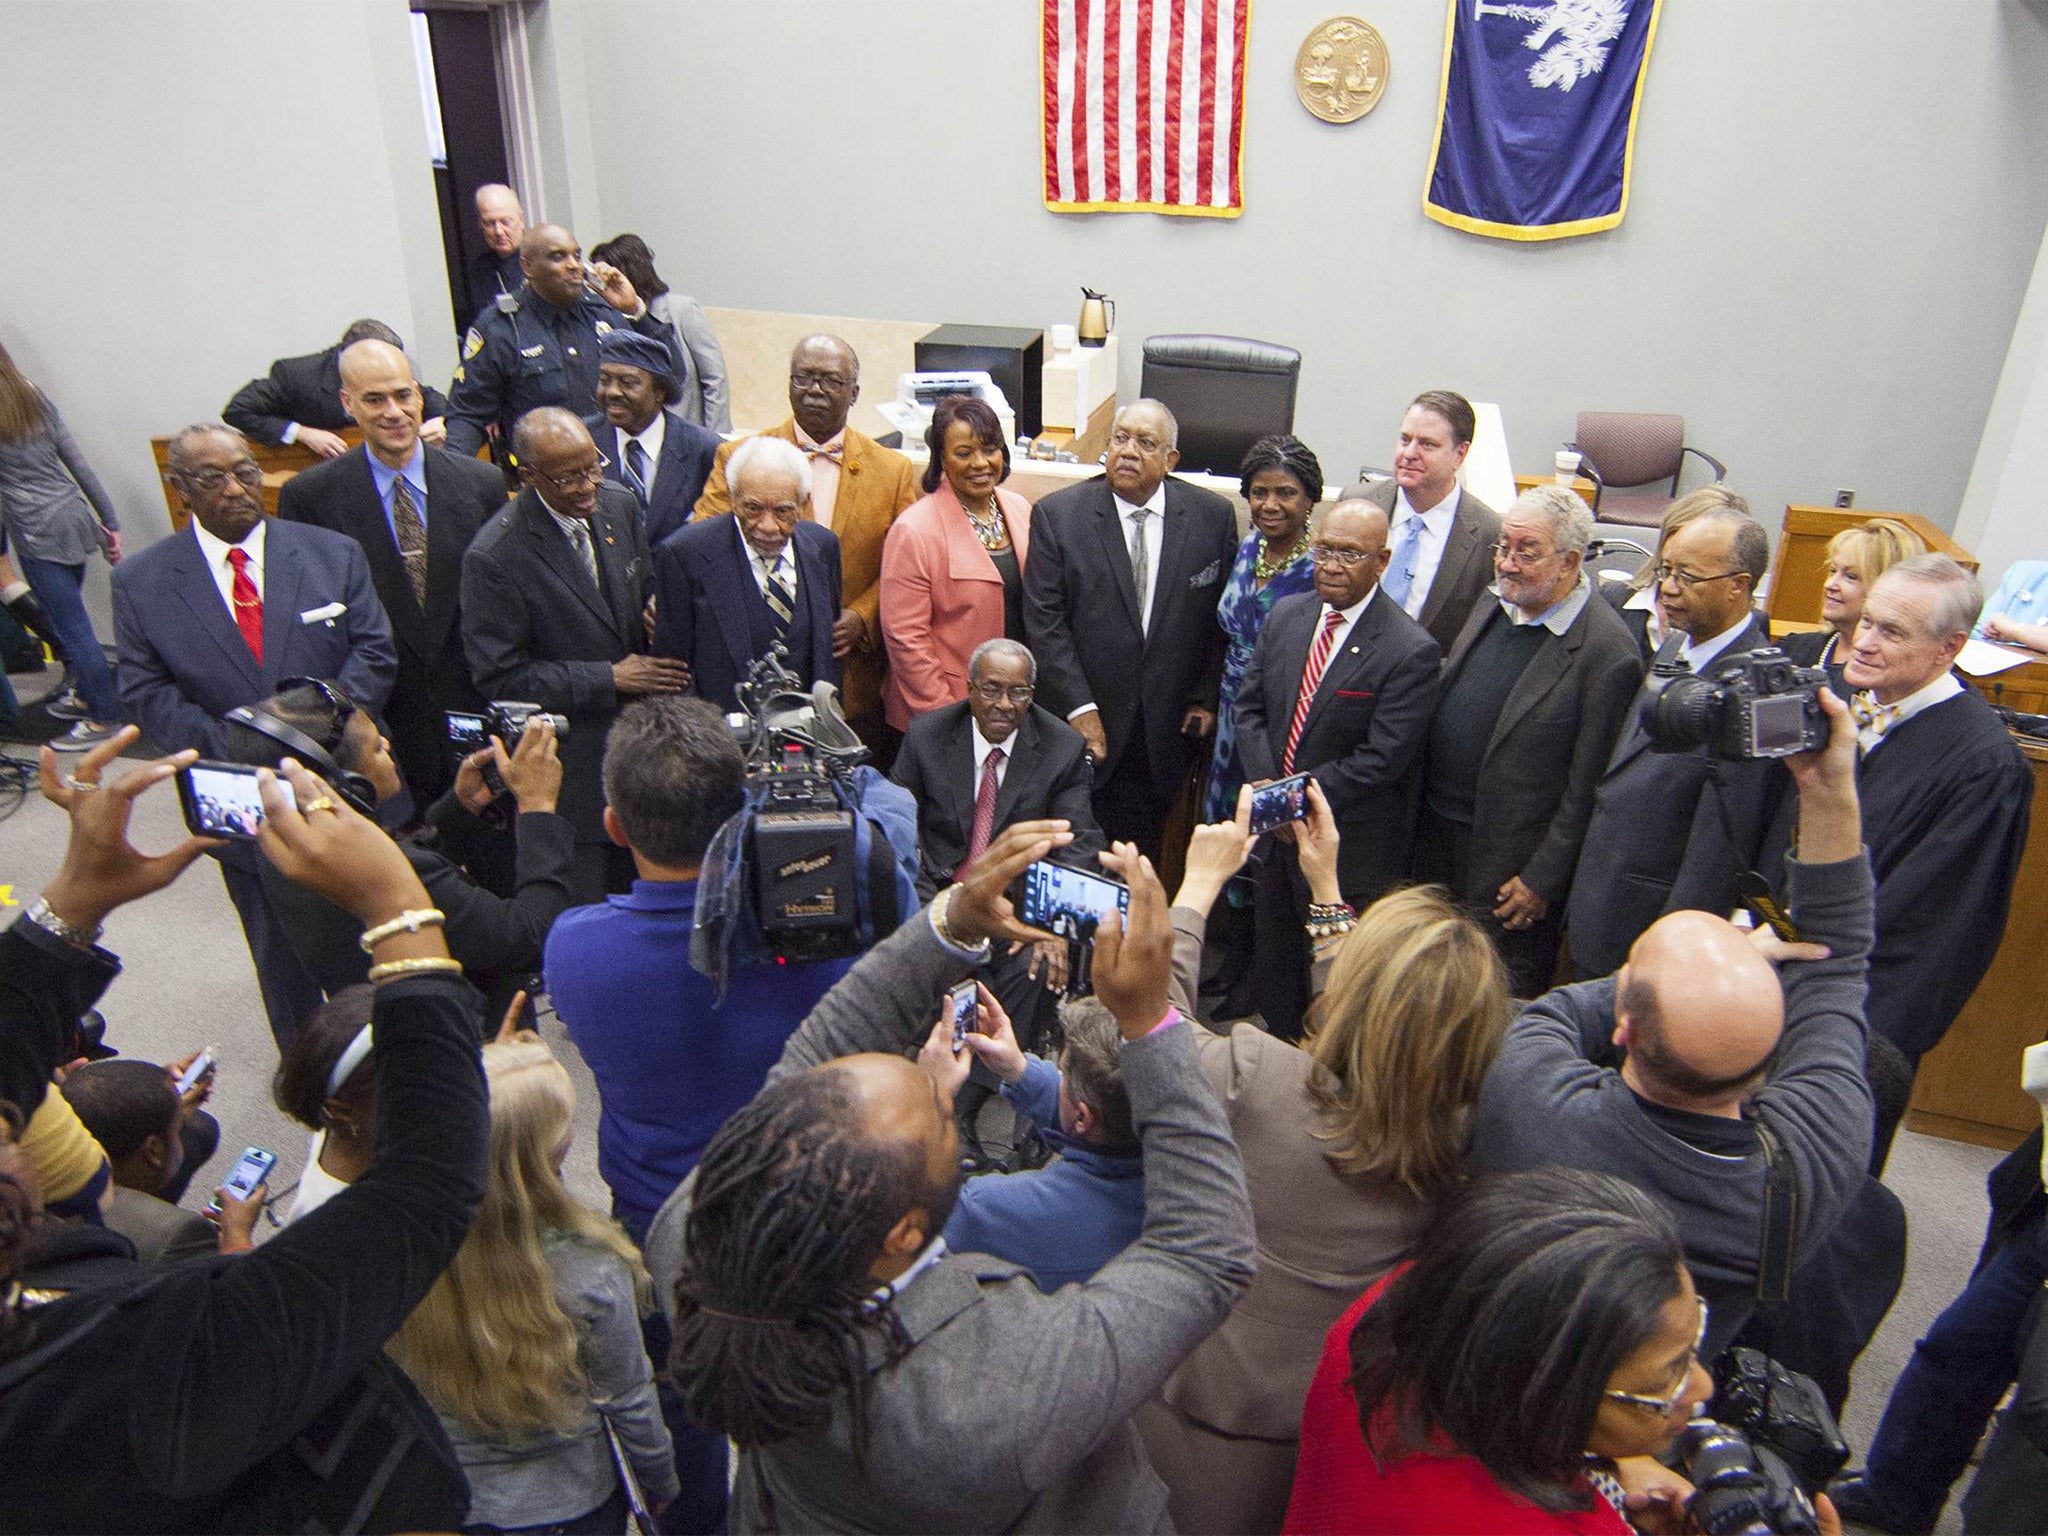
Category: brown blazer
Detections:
[{"x1": 694, "y1": 419, "x2": 919, "y2": 721}]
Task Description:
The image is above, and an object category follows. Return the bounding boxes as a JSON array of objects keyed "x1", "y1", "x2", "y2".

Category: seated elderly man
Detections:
[
  {"x1": 1470, "y1": 685, "x2": 1876, "y2": 1363},
  {"x1": 652, "y1": 436, "x2": 841, "y2": 712}
]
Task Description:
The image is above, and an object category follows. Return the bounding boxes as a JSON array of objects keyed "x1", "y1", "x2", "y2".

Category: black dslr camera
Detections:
[
  {"x1": 1639, "y1": 647, "x2": 1828, "y2": 760},
  {"x1": 485, "y1": 701, "x2": 570, "y2": 742},
  {"x1": 1677, "y1": 1419, "x2": 1821, "y2": 1535},
  {"x1": 724, "y1": 647, "x2": 889, "y2": 963}
]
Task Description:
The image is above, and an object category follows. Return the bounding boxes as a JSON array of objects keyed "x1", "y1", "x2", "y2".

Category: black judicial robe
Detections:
[{"x1": 1761, "y1": 681, "x2": 2031, "y2": 1063}]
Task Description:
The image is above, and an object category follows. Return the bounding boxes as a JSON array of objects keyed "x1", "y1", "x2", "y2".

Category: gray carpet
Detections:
[{"x1": 1, "y1": 727, "x2": 2001, "y2": 1533}]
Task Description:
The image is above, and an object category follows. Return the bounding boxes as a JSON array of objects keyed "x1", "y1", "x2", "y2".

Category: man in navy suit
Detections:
[
  {"x1": 279, "y1": 338, "x2": 507, "y2": 802},
  {"x1": 585, "y1": 330, "x2": 722, "y2": 549},
  {"x1": 113, "y1": 422, "x2": 396, "y2": 1046},
  {"x1": 651, "y1": 435, "x2": 841, "y2": 712},
  {"x1": 1235, "y1": 498, "x2": 1442, "y2": 1037}
]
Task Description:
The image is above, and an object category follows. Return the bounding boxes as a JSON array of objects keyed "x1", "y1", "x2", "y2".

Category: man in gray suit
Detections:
[
  {"x1": 646, "y1": 823, "x2": 1254, "y2": 1534},
  {"x1": 1356, "y1": 389, "x2": 1502, "y2": 654},
  {"x1": 1417, "y1": 485, "x2": 1644, "y2": 995},
  {"x1": 1564, "y1": 498, "x2": 1776, "y2": 978}
]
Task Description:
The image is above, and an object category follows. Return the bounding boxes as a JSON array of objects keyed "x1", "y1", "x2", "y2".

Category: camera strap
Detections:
[{"x1": 1754, "y1": 1119, "x2": 1797, "y2": 1311}]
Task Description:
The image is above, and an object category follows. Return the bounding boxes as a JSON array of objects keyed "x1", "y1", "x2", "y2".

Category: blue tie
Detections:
[
  {"x1": 1382, "y1": 513, "x2": 1424, "y2": 610},
  {"x1": 621, "y1": 438, "x2": 651, "y2": 508}
]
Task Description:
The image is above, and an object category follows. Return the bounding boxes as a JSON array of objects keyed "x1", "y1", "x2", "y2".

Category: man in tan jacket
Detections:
[{"x1": 695, "y1": 334, "x2": 918, "y2": 760}]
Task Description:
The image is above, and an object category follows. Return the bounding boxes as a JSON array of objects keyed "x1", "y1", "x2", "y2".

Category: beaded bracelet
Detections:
[
  {"x1": 366, "y1": 956, "x2": 465, "y2": 983},
  {"x1": 359, "y1": 908, "x2": 447, "y2": 953}
]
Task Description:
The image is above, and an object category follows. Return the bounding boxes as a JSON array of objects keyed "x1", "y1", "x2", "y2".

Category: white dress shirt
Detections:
[
  {"x1": 1677, "y1": 614, "x2": 1753, "y2": 674},
  {"x1": 738, "y1": 519, "x2": 798, "y2": 600},
  {"x1": 190, "y1": 516, "x2": 266, "y2": 616},
  {"x1": 1112, "y1": 482, "x2": 1168, "y2": 633},
  {"x1": 1316, "y1": 584, "x2": 1378, "y2": 664},
  {"x1": 795, "y1": 423, "x2": 845, "y2": 529},
  {"x1": 971, "y1": 720, "x2": 1014, "y2": 792},
  {"x1": 616, "y1": 411, "x2": 666, "y2": 498},
  {"x1": 1500, "y1": 574, "x2": 1594, "y2": 635},
  {"x1": 1389, "y1": 486, "x2": 1462, "y2": 620}
]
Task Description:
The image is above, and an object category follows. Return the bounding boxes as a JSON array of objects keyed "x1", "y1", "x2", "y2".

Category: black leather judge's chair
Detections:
[{"x1": 1139, "y1": 334, "x2": 1301, "y2": 478}]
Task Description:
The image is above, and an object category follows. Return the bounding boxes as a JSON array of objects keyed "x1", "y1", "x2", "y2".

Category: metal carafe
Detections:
[{"x1": 1078, "y1": 288, "x2": 1115, "y2": 347}]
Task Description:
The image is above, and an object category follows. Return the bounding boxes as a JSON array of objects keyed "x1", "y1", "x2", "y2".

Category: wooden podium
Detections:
[{"x1": 1765, "y1": 505, "x2": 1974, "y2": 629}]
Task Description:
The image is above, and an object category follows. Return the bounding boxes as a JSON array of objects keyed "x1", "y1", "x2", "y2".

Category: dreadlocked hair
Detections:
[{"x1": 670, "y1": 1068, "x2": 928, "y2": 1462}]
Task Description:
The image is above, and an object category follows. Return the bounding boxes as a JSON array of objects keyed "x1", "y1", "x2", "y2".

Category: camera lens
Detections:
[{"x1": 1640, "y1": 671, "x2": 1721, "y2": 751}]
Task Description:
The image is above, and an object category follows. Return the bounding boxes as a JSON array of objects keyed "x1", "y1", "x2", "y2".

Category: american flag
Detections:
[{"x1": 1041, "y1": 0, "x2": 1250, "y2": 218}]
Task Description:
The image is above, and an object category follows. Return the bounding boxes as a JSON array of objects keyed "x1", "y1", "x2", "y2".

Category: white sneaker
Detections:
[{"x1": 51, "y1": 720, "x2": 120, "y2": 751}]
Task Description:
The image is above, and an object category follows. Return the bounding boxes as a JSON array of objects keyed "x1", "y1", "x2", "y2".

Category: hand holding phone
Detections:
[
  {"x1": 208, "y1": 1145, "x2": 276, "y2": 1219},
  {"x1": 1017, "y1": 861, "x2": 1130, "y2": 995},
  {"x1": 1248, "y1": 774, "x2": 1312, "y2": 837},
  {"x1": 172, "y1": 1048, "x2": 217, "y2": 1098},
  {"x1": 177, "y1": 762, "x2": 292, "y2": 841},
  {"x1": 948, "y1": 979, "x2": 979, "y2": 1053}
]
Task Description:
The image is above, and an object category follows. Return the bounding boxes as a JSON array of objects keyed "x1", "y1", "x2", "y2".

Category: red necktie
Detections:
[
  {"x1": 956, "y1": 746, "x2": 1005, "y2": 878},
  {"x1": 1282, "y1": 609, "x2": 1345, "y2": 773},
  {"x1": 227, "y1": 547, "x2": 264, "y2": 664}
]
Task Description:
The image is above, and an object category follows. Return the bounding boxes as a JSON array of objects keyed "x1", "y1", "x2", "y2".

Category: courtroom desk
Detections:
[
  {"x1": 1767, "y1": 505, "x2": 1973, "y2": 632},
  {"x1": 1906, "y1": 732, "x2": 2048, "y2": 1150},
  {"x1": 1514, "y1": 474, "x2": 1598, "y2": 505}
]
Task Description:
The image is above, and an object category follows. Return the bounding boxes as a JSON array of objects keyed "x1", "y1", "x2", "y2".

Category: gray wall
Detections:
[
  {"x1": 566, "y1": 0, "x2": 2048, "y2": 530},
  {"x1": 0, "y1": 0, "x2": 449, "y2": 623}
]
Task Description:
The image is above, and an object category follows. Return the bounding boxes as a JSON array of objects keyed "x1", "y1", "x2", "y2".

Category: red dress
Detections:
[{"x1": 1282, "y1": 1274, "x2": 1632, "y2": 1536}]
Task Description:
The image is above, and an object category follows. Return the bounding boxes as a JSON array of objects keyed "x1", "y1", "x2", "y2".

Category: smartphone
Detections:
[
  {"x1": 446, "y1": 711, "x2": 509, "y2": 797},
  {"x1": 1018, "y1": 862, "x2": 1130, "y2": 995},
  {"x1": 216, "y1": 1146, "x2": 276, "y2": 1203},
  {"x1": 173, "y1": 1049, "x2": 216, "y2": 1097},
  {"x1": 1737, "y1": 872, "x2": 1800, "y2": 943},
  {"x1": 176, "y1": 761, "x2": 292, "y2": 840},
  {"x1": 1249, "y1": 773, "x2": 1312, "y2": 837},
  {"x1": 948, "y1": 980, "x2": 979, "y2": 1053}
]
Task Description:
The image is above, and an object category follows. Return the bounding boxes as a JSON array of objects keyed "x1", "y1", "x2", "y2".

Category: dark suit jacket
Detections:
[
  {"x1": 584, "y1": 409, "x2": 722, "y2": 549},
  {"x1": 1564, "y1": 615, "x2": 1777, "y2": 977},
  {"x1": 223, "y1": 347, "x2": 449, "y2": 446},
  {"x1": 891, "y1": 701, "x2": 1106, "y2": 899},
  {"x1": 112, "y1": 519, "x2": 396, "y2": 760},
  {"x1": 1023, "y1": 475, "x2": 1236, "y2": 792},
  {"x1": 460, "y1": 484, "x2": 651, "y2": 844},
  {"x1": 277, "y1": 444, "x2": 506, "y2": 798},
  {"x1": 1431, "y1": 586, "x2": 1645, "y2": 905},
  {"x1": 1235, "y1": 590, "x2": 1442, "y2": 897},
  {"x1": 651, "y1": 516, "x2": 840, "y2": 713},
  {"x1": 1358, "y1": 479, "x2": 1502, "y2": 654}
]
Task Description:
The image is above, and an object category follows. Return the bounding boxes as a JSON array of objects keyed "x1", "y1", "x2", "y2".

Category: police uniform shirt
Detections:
[{"x1": 445, "y1": 283, "x2": 657, "y2": 457}]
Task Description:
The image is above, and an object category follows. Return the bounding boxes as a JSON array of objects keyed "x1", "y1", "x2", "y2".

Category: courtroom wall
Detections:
[
  {"x1": 0, "y1": 0, "x2": 448, "y2": 623},
  {"x1": 566, "y1": 0, "x2": 2048, "y2": 534}
]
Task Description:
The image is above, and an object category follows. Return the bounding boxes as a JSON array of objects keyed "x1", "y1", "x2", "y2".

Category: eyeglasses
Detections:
[
  {"x1": 533, "y1": 453, "x2": 610, "y2": 491},
  {"x1": 1309, "y1": 543, "x2": 1380, "y2": 568},
  {"x1": 790, "y1": 370, "x2": 852, "y2": 391},
  {"x1": 1108, "y1": 427, "x2": 1167, "y2": 453},
  {"x1": 178, "y1": 461, "x2": 265, "y2": 494},
  {"x1": 970, "y1": 682, "x2": 1035, "y2": 705},
  {"x1": 1603, "y1": 1301, "x2": 1709, "y2": 1415},
  {"x1": 1492, "y1": 541, "x2": 1558, "y2": 567},
  {"x1": 1655, "y1": 563, "x2": 1747, "y2": 591}
]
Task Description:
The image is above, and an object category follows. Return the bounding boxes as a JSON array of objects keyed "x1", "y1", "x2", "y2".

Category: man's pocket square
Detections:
[{"x1": 300, "y1": 602, "x2": 346, "y2": 624}]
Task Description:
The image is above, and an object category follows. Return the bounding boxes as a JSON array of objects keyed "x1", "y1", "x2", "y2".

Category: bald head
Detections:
[
  {"x1": 520, "y1": 224, "x2": 584, "y2": 307},
  {"x1": 338, "y1": 340, "x2": 424, "y2": 466},
  {"x1": 1616, "y1": 912, "x2": 1785, "y2": 1111},
  {"x1": 475, "y1": 183, "x2": 525, "y2": 256}
]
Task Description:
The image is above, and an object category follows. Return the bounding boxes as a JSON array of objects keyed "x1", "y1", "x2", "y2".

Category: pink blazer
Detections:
[{"x1": 879, "y1": 482, "x2": 1032, "y2": 730}]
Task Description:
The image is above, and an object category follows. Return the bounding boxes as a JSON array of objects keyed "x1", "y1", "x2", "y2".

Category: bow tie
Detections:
[
  {"x1": 802, "y1": 443, "x2": 844, "y2": 465},
  {"x1": 1851, "y1": 691, "x2": 1900, "y2": 743}
]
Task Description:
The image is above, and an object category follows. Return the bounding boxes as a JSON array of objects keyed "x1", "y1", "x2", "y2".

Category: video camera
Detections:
[
  {"x1": 1639, "y1": 647, "x2": 1829, "y2": 761},
  {"x1": 717, "y1": 647, "x2": 902, "y2": 965}
]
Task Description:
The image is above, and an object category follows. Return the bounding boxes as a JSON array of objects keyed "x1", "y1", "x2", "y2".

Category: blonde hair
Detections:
[
  {"x1": 388, "y1": 1033, "x2": 649, "y2": 1437},
  {"x1": 1305, "y1": 886, "x2": 1512, "y2": 1200},
  {"x1": 0, "y1": 342, "x2": 49, "y2": 446},
  {"x1": 1626, "y1": 484, "x2": 1753, "y2": 592},
  {"x1": 1826, "y1": 518, "x2": 1925, "y2": 589}
]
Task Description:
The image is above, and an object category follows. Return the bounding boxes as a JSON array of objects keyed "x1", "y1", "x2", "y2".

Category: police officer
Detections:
[{"x1": 444, "y1": 223, "x2": 673, "y2": 460}]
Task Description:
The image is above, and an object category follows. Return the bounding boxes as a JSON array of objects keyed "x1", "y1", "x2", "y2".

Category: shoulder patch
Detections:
[{"x1": 463, "y1": 328, "x2": 484, "y2": 359}]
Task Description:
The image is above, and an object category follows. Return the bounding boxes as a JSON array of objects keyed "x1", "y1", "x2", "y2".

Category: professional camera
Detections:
[
  {"x1": 485, "y1": 701, "x2": 569, "y2": 742},
  {"x1": 1639, "y1": 647, "x2": 1828, "y2": 760},
  {"x1": 1676, "y1": 1418, "x2": 1821, "y2": 1536},
  {"x1": 712, "y1": 647, "x2": 906, "y2": 965}
]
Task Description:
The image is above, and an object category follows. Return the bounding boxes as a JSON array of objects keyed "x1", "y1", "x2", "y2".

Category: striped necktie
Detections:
[
  {"x1": 621, "y1": 438, "x2": 651, "y2": 508},
  {"x1": 1282, "y1": 609, "x2": 1346, "y2": 773},
  {"x1": 763, "y1": 556, "x2": 795, "y2": 644},
  {"x1": 390, "y1": 473, "x2": 428, "y2": 608}
]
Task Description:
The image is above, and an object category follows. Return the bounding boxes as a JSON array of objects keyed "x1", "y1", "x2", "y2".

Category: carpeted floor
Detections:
[{"x1": 0, "y1": 715, "x2": 2003, "y2": 1533}]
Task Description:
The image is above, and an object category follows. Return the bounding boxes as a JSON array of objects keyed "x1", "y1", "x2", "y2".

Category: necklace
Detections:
[
  {"x1": 963, "y1": 498, "x2": 1007, "y2": 551},
  {"x1": 1254, "y1": 535, "x2": 1304, "y2": 583}
]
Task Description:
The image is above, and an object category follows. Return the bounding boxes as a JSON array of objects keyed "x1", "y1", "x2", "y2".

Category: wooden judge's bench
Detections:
[{"x1": 1768, "y1": 504, "x2": 2048, "y2": 1149}]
